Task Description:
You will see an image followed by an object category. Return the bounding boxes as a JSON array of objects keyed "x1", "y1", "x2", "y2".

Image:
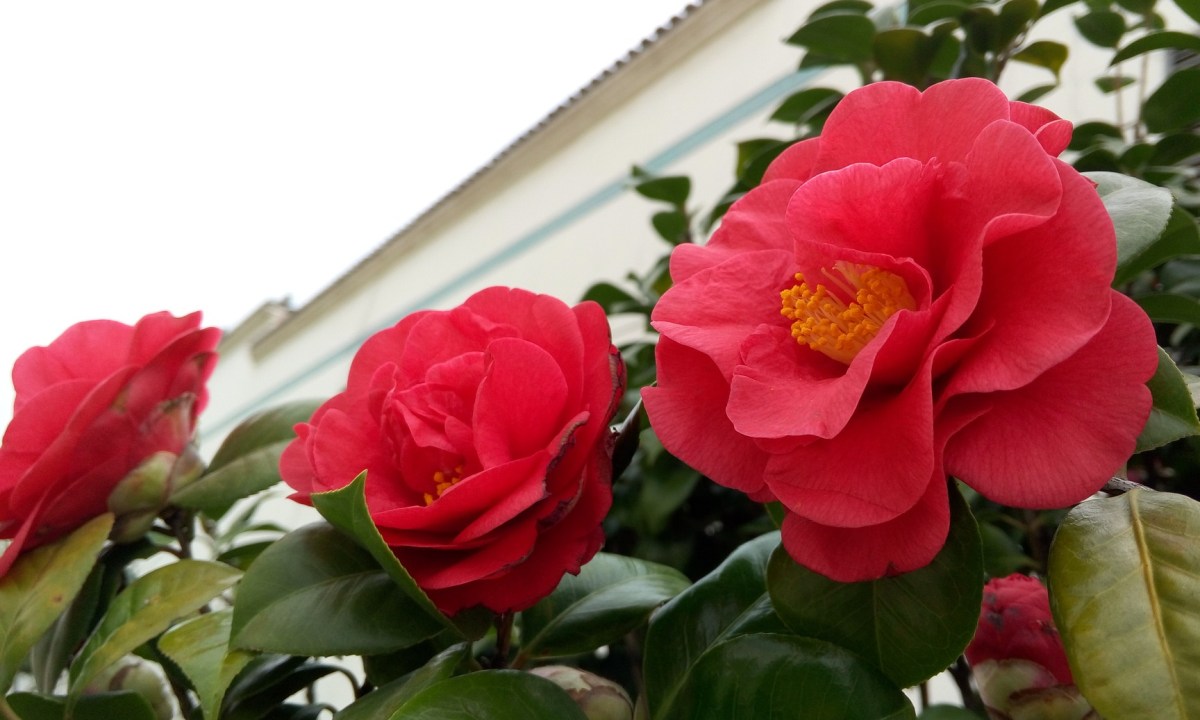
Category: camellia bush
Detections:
[{"x1": 2, "y1": 0, "x2": 1199, "y2": 718}]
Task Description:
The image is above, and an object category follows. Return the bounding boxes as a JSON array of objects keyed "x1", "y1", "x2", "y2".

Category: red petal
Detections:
[
  {"x1": 944, "y1": 293, "x2": 1156, "y2": 507},
  {"x1": 473, "y1": 338, "x2": 568, "y2": 466}
]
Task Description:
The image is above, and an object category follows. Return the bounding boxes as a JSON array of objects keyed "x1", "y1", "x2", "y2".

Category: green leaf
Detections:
[
  {"x1": 1012, "y1": 40, "x2": 1069, "y2": 77},
  {"x1": 1085, "y1": 171, "x2": 1174, "y2": 283},
  {"x1": 1136, "y1": 347, "x2": 1200, "y2": 451},
  {"x1": 67, "y1": 560, "x2": 241, "y2": 703},
  {"x1": 770, "y1": 87, "x2": 843, "y2": 125},
  {"x1": 1048, "y1": 489, "x2": 1200, "y2": 719},
  {"x1": 231, "y1": 523, "x2": 444, "y2": 655},
  {"x1": 383, "y1": 670, "x2": 588, "y2": 720},
  {"x1": 1112, "y1": 30, "x2": 1200, "y2": 63},
  {"x1": 1074, "y1": 10, "x2": 1126, "y2": 47},
  {"x1": 766, "y1": 483, "x2": 983, "y2": 689},
  {"x1": 786, "y1": 13, "x2": 878, "y2": 63},
  {"x1": 174, "y1": 399, "x2": 322, "y2": 517},
  {"x1": 996, "y1": 0, "x2": 1040, "y2": 50},
  {"x1": 651, "y1": 210, "x2": 690, "y2": 245},
  {"x1": 1172, "y1": 0, "x2": 1200, "y2": 25},
  {"x1": 519, "y1": 553, "x2": 690, "y2": 660},
  {"x1": 1144, "y1": 67, "x2": 1200, "y2": 133},
  {"x1": 633, "y1": 176, "x2": 691, "y2": 206},
  {"x1": 334, "y1": 643, "x2": 468, "y2": 720},
  {"x1": 919, "y1": 706, "x2": 984, "y2": 719},
  {"x1": 158, "y1": 609, "x2": 253, "y2": 720},
  {"x1": 873, "y1": 28, "x2": 938, "y2": 84},
  {"x1": 808, "y1": 0, "x2": 874, "y2": 19},
  {"x1": 1039, "y1": 0, "x2": 1081, "y2": 17},
  {"x1": 1095, "y1": 74, "x2": 1136, "y2": 92},
  {"x1": 580, "y1": 282, "x2": 645, "y2": 316},
  {"x1": 221, "y1": 656, "x2": 342, "y2": 720},
  {"x1": 29, "y1": 563, "x2": 105, "y2": 692},
  {"x1": 908, "y1": 0, "x2": 970, "y2": 26},
  {"x1": 310, "y1": 473, "x2": 470, "y2": 637},
  {"x1": 1068, "y1": 120, "x2": 1123, "y2": 151},
  {"x1": 1137, "y1": 292, "x2": 1200, "y2": 325},
  {"x1": 6, "y1": 691, "x2": 157, "y2": 720},
  {"x1": 1113, "y1": 205, "x2": 1200, "y2": 285},
  {"x1": 1016, "y1": 83, "x2": 1058, "y2": 102},
  {"x1": 658, "y1": 634, "x2": 916, "y2": 720},
  {"x1": 0, "y1": 513, "x2": 113, "y2": 694},
  {"x1": 643, "y1": 533, "x2": 789, "y2": 718}
]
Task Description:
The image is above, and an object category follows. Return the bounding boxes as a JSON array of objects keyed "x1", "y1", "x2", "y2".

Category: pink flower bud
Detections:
[{"x1": 530, "y1": 666, "x2": 634, "y2": 720}]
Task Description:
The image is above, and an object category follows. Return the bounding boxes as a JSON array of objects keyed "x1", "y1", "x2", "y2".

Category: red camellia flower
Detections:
[
  {"x1": 643, "y1": 79, "x2": 1158, "y2": 581},
  {"x1": 0, "y1": 312, "x2": 220, "y2": 575},
  {"x1": 280, "y1": 287, "x2": 624, "y2": 615}
]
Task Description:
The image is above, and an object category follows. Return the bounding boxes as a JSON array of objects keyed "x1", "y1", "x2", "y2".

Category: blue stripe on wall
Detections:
[{"x1": 200, "y1": 66, "x2": 825, "y2": 443}]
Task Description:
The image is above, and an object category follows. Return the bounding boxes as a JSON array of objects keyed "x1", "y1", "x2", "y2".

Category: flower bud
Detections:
[
  {"x1": 106, "y1": 446, "x2": 205, "y2": 543},
  {"x1": 84, "y1": 657, "x2": 174, "y2": 720},
  {"x1": 966, "y1": 574, "x2": 1096, "y2": 719},
  {"x1": 530, "y1": 665, "x2": 634, "y2": 720}
]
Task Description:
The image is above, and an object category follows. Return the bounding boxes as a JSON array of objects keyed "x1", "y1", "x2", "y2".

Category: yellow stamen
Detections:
[
  {"x1": 780, "y1": 261, "x2": 915, "y2": 365},
  {"x1": 423, "y1": 464, "x2": 465, "y2": 506}
]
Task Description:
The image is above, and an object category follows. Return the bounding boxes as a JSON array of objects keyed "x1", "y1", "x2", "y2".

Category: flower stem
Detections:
[
  {"x1": 493, "y1": 611, "x2": 515, "y2": 669},
  {"x1": 0, "y1": 697, "x2": 19, "y2": 720}
]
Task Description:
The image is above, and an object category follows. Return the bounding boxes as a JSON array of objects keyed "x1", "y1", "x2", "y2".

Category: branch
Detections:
[{"x1": 1102, "y1": 477, "x2": 1149, "y2": 496}]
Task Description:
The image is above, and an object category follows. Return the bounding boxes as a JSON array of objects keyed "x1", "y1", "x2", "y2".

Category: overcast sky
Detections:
[{"x1": 0, "y1": 1, "x2": 691, "y2": 425}]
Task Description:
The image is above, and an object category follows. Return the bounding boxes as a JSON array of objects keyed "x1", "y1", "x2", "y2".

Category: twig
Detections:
[
  {"x1": 948, "y1": 656, "x2": 986, "y2": 714},
  {"x1": 0, "y1": 697, "x2": 20, "y2": 720},
  {"x1": 1102, "y1": 476, "x2": 1148, "y2": 495},
  {"x1": 493, "y1": 611, "x2": 515, "y2": 669}
]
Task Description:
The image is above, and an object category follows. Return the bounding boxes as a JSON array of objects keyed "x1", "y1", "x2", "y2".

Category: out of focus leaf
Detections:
[
  {"x1": 1016, "y1": 83, "x2": 1058, "y2": 102},
  {"x1": 1171, "y1": 0, "x2": 1200, "y2": 25},
  {"x1": 787, "y1": 13, "x2": 877, "y2": 63},
  {"x1": 633, "y1": 176, "x2": 691, "y2": 206},
  {"x1": 1144, "y1": 68, "x2": 1200, "y2": 133},
  {"x1": 1012, "y1": 40, "x2": 1069, "y2": 77},
  {"x1": 174, "y1": 399, "x2": 321, "y2": 517},
  {"x1": 1049, "y1": 489, "x2": 1200, "y2": 719},
  {"x1": 67, "y1": 560, "x2": 240, "y2": 704},
  {"x1": 1074, "y1": 10, "x2": 1126, "y2": 47},
  {"x1": 1136, "y1": 347, "x2": 1200, "y2": 452},
  {"x1": 1095, "y1": 75, "x2": 1136, "y2": 93},
  {"x1": 231, "y1": 523, "x2": 444, "y2": 655},
  {"x1": 519, "y1": 553, "x2": 689, "y2": 660},
  {"x1": 1112, "y1": 30, "x2": 1200, "y2": 63},
  {"x1": 0, "y1": 514, "x2": 112, "y2": 694},
  {"x1": 767, "y1": 483, "x2": 982, "y2": 689},
  {"x1": 874, "y1": 28, "x2": 937, "y2": 84},
  {"x1": 1068, "y1": 121, "x2": 1123, "y2": 151},
  {"x1": 1136, "y1": 293, "x2": 1200, "y2": 325},
  {"x1": 652, "y1": 210, "x2": 690, "y2": 245},
  {"x1": 383, "y1": 670, "x2": 588, "y2": 720},
  {"x1": 6, "y1": 691, "x2": 156, "y2": 720},
  {"x1": 658, "y1": 634, "x2": 915, "y2": 720},
  {"x1": 770, "y1": 87, "x2": 843, "y2": 125},
  {"x1": 159, "y1": 609, "x2": 254, "y2": 720}
]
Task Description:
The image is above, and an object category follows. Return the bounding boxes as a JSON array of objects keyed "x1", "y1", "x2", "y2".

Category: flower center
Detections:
[
  {"x1": 423, "y1": 465, "x2": 464, "y2": 506},
  {"x1": 780, "y1": 261, "x2": 915, "y2": 365}
]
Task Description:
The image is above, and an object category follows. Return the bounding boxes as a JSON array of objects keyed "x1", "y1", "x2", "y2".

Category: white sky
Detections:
[{"x1": 0, "y1": 1, "x2": 691, "y2": 426}]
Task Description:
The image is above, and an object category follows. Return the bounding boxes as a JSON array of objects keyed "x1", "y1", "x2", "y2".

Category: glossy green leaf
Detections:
[
  {"x1": 519, "y1": 553, "x2": 690, "y2": 660},
  {"x1": 633, "y1": 176, "x2": 691, "y2": 206},
  {"x1": 581, "y1": 282, "x2": 645, "y2": 316},
  {"x1": 786, "y1": 13, "x2": 877, "y2": 63},
  {"x1": 1074, "y1": 10, "x2": 1126, "y2": 47},
  {"x1": 0, "y1": 514, "x2": 113, "y2": 693},
  {"x1": 1112, "y1": 30, "x2": 1200, "y2": 63},
  {"x1": 1048, "y1": 489, "x2": 1200, "y2": 719},
  {"x1": 1137, "y1": 292, "x2": 1200, "y2": 325},
  {"x1": 767, "y1": 484, "x2": 983, "y2": 689},
  {"x1": 1068, "y1": 120, "x2": 1123, "y2": 151},
  {"x1": 1113, "y1": 206, "x2": 1200, "y2": 285},
  {"x1": 1012, "y1": 40, "x2": 1069, "y2": 77},
  {"x1": 231, "y1": 522, "x2": 444, "y2": 655},
  {"x1": 221, "y1": 656, "x2": 343, "y2": 720},
  {"x1": 808, "y1": 0, "x2": 873, "y2": 19},
  {"x1": 66, "y1": 560, "x2": 240, "y2": 703},
  {"x1": 6, "y1": 691, "x2": 157, "y2": 720},
  {"x1": 1016, "y1": 83, "x2": 1058, "y2": 102},
  {"x1": 384, "y1": 670, "x2": 588, "y2": 720},
  {"x1": 1136, "y1": 347, "x2": 1200, "y2": 452},
  {"x1": 1085, "y1": 171, "x2": 1174, "y2": 283},
  {"x1": 335, "y1": 643, "x2": 468, "y2": 720},
  {"x1": 659, "y1": 634, "x2": 915, "y2": 720},
  {"x1": 29, "y1": 563, "x2": 105, "y2": 693},
  {"x1": 1151, "y1": 132, "x2": 1200, "y2": 167},
  {"x1": 770, "y1": 87, "x2": 842, "y2": 125},
  {"x1": 1144, "y1": 68, "x2": 1200, "y2": 133},
  {"x1": 643, "y1": 532, "x2": 789, "y2": 718},
  {"x1": 174, "y1": 399, "x2": 321, "y2": 517},
  {"x1": 158, "y1": 609, "x2": 253, "y2": 720}
]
